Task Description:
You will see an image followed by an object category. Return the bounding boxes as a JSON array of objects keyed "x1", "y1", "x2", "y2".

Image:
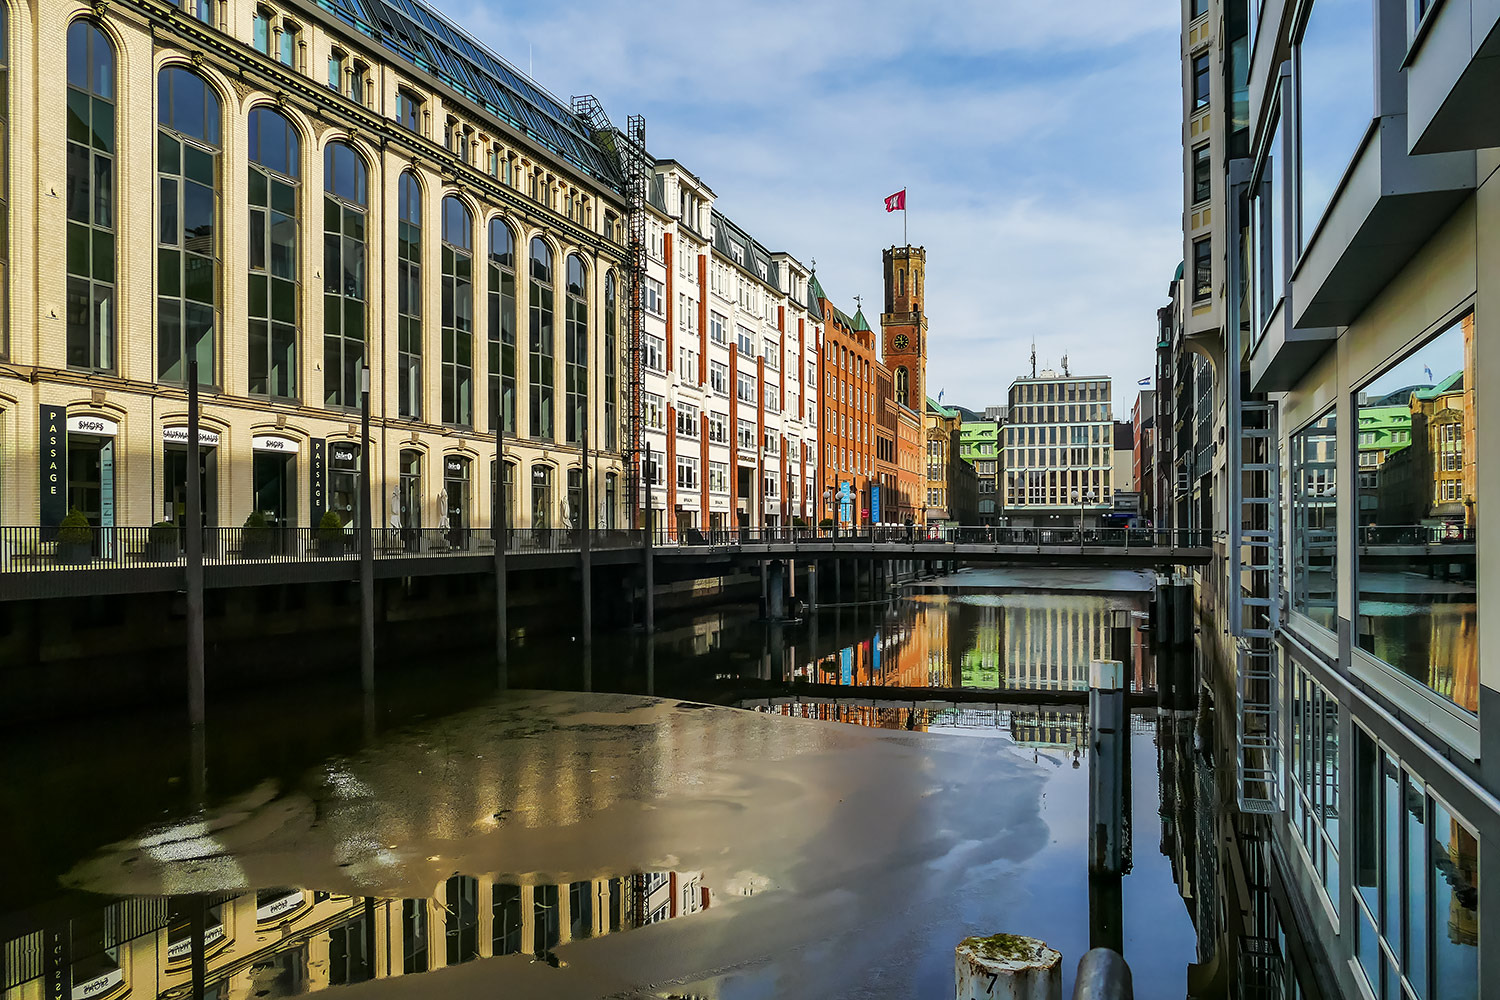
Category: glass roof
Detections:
[{"x1": 317, "y1": 0, "x2": 624, "y2": 187}]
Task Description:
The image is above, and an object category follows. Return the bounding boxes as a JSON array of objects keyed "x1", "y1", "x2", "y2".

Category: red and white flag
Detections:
[{"x1": 884, "y1": 189, "x2": 906, "y2": 212}]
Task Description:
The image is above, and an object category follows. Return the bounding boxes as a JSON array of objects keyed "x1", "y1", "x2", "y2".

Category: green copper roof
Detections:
[{"x1": 852, "y1": 308, "x2": 870, "y2": 331}]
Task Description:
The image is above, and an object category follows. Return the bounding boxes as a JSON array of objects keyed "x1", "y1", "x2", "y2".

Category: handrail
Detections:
[{"x1": 0, "y1": 524, "x2": 1214, "y2": 575}]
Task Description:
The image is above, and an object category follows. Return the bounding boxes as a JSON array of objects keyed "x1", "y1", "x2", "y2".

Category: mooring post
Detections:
[
  {"x1": 185, "y1": 357, "x2": 205, "y2": 727},
  {"x1": 955, "y1": 934, "x2": 1061, "y2": 1000},
  {"x1": 1089, "y1": 659, "x2": 1126, "y2": 875},
  {"x1": 760, "y1": 560, "x2": 770, "y2": 619},
  {"x1": 808, "y1": 560, "x2": 819, "y2": 612},
  {"x1": 834, "y1": 559, "x2": 843, "y2": 602},
  {"x1": 495, "y1": 418, "x2": 508, "y2": 670},
  {"x1": 644, "y1": 443, "x2": 655, "y2": 636},
  {"x1": 359, "y1": 366, "x2": 374, "y2": 694},
  {"x1": 768, "y1": 560, "x2": 786, "y2": 620},
  {"x1": 581, "y1": 404, "x2": 592, "y2": 646}
]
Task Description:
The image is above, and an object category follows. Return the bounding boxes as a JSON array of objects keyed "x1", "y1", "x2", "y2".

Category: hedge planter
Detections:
[
  {"x1": 55, "y1": 540, "x2": 92, "y2": 564},
  {"x1": 146, "y1": 523, "x2": 179, "y2": 562}
]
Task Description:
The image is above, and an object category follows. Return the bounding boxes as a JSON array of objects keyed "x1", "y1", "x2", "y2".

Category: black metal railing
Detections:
[{"x1": 0, "y1": 523, "x2": 1211, "y2": 574}]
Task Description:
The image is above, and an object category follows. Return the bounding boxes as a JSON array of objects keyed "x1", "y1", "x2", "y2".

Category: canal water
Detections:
[{"x1": 1, "y1": 570, "x2": 1247, "y2": 999}]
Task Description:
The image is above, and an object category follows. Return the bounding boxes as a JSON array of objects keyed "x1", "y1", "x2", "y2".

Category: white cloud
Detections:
[{"x1": 438, "y1": 0, "x2": 1183, "y2": 412}]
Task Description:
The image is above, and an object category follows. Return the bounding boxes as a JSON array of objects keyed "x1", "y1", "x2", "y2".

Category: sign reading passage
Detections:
[
  {"x1": 40, "y1": 405, "x2": 67, "y2": 529},
  {"x1": 310, "y1": 438, "x2": 327, "y2": 525}
]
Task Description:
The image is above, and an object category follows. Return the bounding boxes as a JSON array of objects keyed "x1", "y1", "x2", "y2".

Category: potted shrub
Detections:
[
  {"x1": 147, "y1": 521, "x2": 179, "y2": 561},
  {"x1": 242, "y1": 509, "x2": 272, "y2": 559},
  {"x1": 317, "y1": 510, "x2": 347, "y2": 557},
  {"x1": 55, "y1": 508, "x2": 93, "y2": 564}
]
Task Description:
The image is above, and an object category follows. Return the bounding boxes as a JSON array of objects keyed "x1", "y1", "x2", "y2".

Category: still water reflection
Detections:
[{"x1": 0, "y1": 586, "x2": 1292, "y2": 999}]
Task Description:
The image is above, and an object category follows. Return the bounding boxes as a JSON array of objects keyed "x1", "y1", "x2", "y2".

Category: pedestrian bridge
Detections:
[{"x1": 0, "y1": 524, "x2": 1212, "y2": 601}]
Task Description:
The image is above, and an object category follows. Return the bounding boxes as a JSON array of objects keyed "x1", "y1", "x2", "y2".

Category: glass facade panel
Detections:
[
  {"x1": 397, "y1": 172, "x2": 422, "y2": 418},
  {"x1": 1354, "y1": 317, "x2": 1477, "y2": 713},
  {"x1": 488, "y1": 218, "x2": 516, "y2": 434},
  {"x1": 1297, "y1": 0, "x2": 1374, "y2": 250},
  {"x1": 1352, "y1": 726, "x2": 1482, "y2": 999},
  {"x1": 322, "y1": 142, "x2": 366, "y2": 408},
  {"x1": 564, "y1": 254, "x2": 587, "y2": 444},
  {"x1": 1291, "y1": 409, "x2": 1337, "y2": 630},
  {"x1": 529, "y1": 238, "x2": 555, "y2": 440},
  {"x1": 248, "y1": 107, "x2": 299, "y2": 399},
  {"x1": 66, "y1": 22, "x2": 115, "y2": 372},
  {"x1": 157, "y1": 68, "x2": 220, "y2": 384},
  {"x1": 440, "y1": 196, "x2": 473, "y2": 425}
]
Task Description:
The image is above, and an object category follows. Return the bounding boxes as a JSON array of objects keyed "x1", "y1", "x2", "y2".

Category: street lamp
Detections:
[{"x1": 1072, "y1": 489, "x2": 1096, "y2": 537}]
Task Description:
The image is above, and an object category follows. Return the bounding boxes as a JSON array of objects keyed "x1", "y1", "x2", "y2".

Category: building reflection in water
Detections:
[
  {"x1": 1, "y1": 870, "x2": 712, "y2": 1000},
  {"x1": 793, "y1": 593, "x2": 1153, "y2": 695}
]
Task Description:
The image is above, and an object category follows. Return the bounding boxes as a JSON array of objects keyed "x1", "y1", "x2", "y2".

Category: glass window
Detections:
[
  {"x1": 67, "y1": 22, "x2": 116, "y2": 373},
  {"x1": 529, "y1": 239, "x2": 556, "y2": 440},
  {"x1": 396, "y1": 90, "x2": 423, "y2": 133},
  {"x1": 397, "y1": 171, "x2": 422, "y2": 418},
  {"x1": 247, "y1": 106, "x2": 298, "y2": 399},
  {"x1": 1192, "y1": 52, "x2": 1211, "y2": 110},
  {"x1": 1297, "y1": 0, "x2": 1375, "y2": 251},
  {"x1": 564, "y1": 254, "x2": 587, "y2": 444},
  {"x1": 488, "y1": 218, "x2": 517, "y2": 435},
  {"x1": 1291, "y1": 409, "x2": 1337, "y2": 631},
  {"x1": 1353, "y1": 727, "x2": 1481, "y2": 999},
  {"x1": 157, "y1": 67, "x2": 221, "y2": 385},
  {"x1": 1192, "y1": 143, "x2": 1211, "y2": 204},
  {"x1": 323, "y1": 142, "x2": 367, "y2": 408},
  {"x1": 493, "y1": 885, "x2": 522, "y2": 955},
  {"x1": 1355, "y1": 316, "x2": 1476, "y2": 713},
  {"x1": 401, "y1": 900, "x2": 427, "y2": 974},
  {"x1": 1250, "y1": 104, "x2": 1286, "y2": 341},
  {"x1": 0, "y1": 7, "x2": 8, "y2": 357},
  {"x1": 604, "y1": 272, "x2": 617, "y2": 450},
  {"x1": 440, "y1": 195, "x2": 473, "y2": 425},
  {"x1": 1192, "y1": 236, "x2": 1212, "y2": 302}
]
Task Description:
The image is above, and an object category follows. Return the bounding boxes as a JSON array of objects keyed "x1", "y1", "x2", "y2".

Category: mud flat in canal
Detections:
[{"x1": 61, "y1": 691, "x2": 1187, "y2": 997}]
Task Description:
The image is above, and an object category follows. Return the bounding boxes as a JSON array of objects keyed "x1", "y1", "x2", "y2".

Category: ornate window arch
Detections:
[
  {"x1": 440, "y1": 194, "x2": 474, "y2": 425},
  {"x1": 66, "y1": 21, "x2": 116, "y2": 372},
  {"x1": 528, "y1": 237, "x2": 555, "y2": 440},
  {"x1": 323, "y1": 140, "x2": 368, "y2": 407},
  {"x1": 247, "y1": 106, "x2": 300, "y2": 397}
]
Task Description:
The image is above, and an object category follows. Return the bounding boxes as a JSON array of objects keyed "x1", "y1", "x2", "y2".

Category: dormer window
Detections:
[
  {"x1": 730, "y1": 243, "x2": 744, "y2": 266},
  {"x1": 253, "y1": 6, "x2": 273, "y2": 54},
  {"x1": 327, "y1": 47, "x2": 345, "y2": 90},
  {"x1": 396, "y1": 89, "x2": 424, "y2": 134},
  {"x1": 755, "y1": 260, "x2": 767, "y2": 281},
  {"x1": 278, "y1": 18, "x2": 299, "y2": 66}
]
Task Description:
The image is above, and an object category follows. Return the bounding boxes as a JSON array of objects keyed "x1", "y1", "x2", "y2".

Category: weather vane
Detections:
[{"x1": 853, "y1": 294, "x2": 863, "y2": 311}]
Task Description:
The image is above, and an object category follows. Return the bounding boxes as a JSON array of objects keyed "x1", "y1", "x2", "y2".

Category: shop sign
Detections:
[
  {"x1": 40, "y1": 405, "x2": 66, "y2": 529},
  {"x1": 162, "y1": 426, "x2": 221, "y2": 446},
  {"x1": 870, "y1": 485, "x2": 882, "y2": 523},
  {"x1": 532, "y1": 465, "x2": 550, "y2": 484},
  {"x1": 252, "y1": 435, "x2": 300, "y2": 453},
  {"x1": 445, "y1": 455, "x2": 467, "y2": 477},
  {"x1": 310, "y1": 438, "x2": 326, "y2": 524},
  {"x1": 330, "y1": 443, "x2": 359, "y2": 467},
  {"x1": 66, "y1": 414, "x2": 117, "y2": 436}
]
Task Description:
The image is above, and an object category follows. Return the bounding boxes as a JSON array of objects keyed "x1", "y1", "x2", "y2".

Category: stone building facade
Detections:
[{"x1": 4, "y1": 0, "x2": 633, "y2": 538}]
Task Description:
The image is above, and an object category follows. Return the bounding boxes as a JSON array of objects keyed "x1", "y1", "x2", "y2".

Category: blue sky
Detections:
[{"x1": 445, "y1": 0, "x2": 1183, "y2": 416}]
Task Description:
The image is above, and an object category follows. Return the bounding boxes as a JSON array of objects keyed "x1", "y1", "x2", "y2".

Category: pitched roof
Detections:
[{"x1": 319, "y1": 0, "x2": 624, "y2": 186}]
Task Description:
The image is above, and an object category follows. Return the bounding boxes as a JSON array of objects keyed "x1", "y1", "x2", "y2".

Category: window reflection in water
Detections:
[
  {"x1": 2, "y1": 873, "x2": 713, "y2": 1000},
  {"x1": 1354, "y1": 316, "x2": 1477, "y2": 712}
]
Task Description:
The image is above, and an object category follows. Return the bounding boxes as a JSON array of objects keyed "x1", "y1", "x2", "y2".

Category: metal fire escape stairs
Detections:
[
  {"x1": 1225, "y1": 158, "x2": 1282, "y2": 817},
  {"x1": 570, "y1": 99, "x2": 648, "y2": 526}
]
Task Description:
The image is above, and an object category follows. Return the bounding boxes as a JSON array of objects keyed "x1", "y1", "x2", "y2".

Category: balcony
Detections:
[
  {"x1": 1406, "y1": 0, "x2": 1500, "y2": 154},
  {"x1": 1289, "y1": 116, "x2": 1473, "y2": 331}
]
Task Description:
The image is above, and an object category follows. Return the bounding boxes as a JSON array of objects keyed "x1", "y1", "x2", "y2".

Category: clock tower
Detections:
[{"x1": 881, "y1": 245, "x2": 928, "y2": 410}]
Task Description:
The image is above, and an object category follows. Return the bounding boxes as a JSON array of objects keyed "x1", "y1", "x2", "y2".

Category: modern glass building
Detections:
[{"x1": 1161, "y1": 0, "x2": 1493, "y2": 996}]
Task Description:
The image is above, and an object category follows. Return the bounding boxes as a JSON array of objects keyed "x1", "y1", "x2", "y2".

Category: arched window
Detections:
[
  {"x1": 440, "y1": 195, "x2": 474, "y2": 425},
  {"x1": 247, "y1": 106, "x2": 299, "y2": 398},
  {"x1": 157, "y1": 67, "x2": 221, "y2": 384},
  {"x1": 487, "y1": 218, "x2": 516, "y2": 434},
  {"x1": 323, "y1": 141, "x2": 367, "y2": 408},
  {"x1": 564, "y1": 254, "x2": 587, "y2": 444},
  {"x1": 66, "y1": 22, "x2": 115, "y2": 372},
  {"x1": 528, "y1": 238, "x2": 554, "y2": 440},
  {"x1": 0, "y1": 8, "x2": 7, "y2": 358},
  {"x1": 897, "y1": 269, "x2": 905, "y2": 298},
  {"x1": 603, "y1": 272, "x2": 617, "y2": 450},
  {"x1": 895, "y1": 366, "x2": 909, "y2": 406},
  {"x1": 397, "y1": 171, "x2": 422, "y2": 417}
]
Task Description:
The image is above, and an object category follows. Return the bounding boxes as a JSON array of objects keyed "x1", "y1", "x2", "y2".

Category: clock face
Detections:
[{"x1": 893, "y1": 334, "x2": 910, "y2": 351}]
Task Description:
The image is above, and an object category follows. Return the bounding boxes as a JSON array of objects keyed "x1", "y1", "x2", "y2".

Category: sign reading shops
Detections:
[
  {"x1": 310, "y1": 438, "x2": 326, "y2": 525},
  {"x1": 39, "y1": 405, "x2": 66, "y2": 530}
]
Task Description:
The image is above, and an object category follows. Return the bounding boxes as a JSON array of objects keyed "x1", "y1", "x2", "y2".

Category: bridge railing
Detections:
[
  {"x1": 0, "y1": 522, "x2": 1212, "y2": 575},
  {"x1": 0, "y1": 525, "x2": 648, "y2": 574},
  {"x1": 1358, "y1": 523, "x2": 1475, "y2": 545}
]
